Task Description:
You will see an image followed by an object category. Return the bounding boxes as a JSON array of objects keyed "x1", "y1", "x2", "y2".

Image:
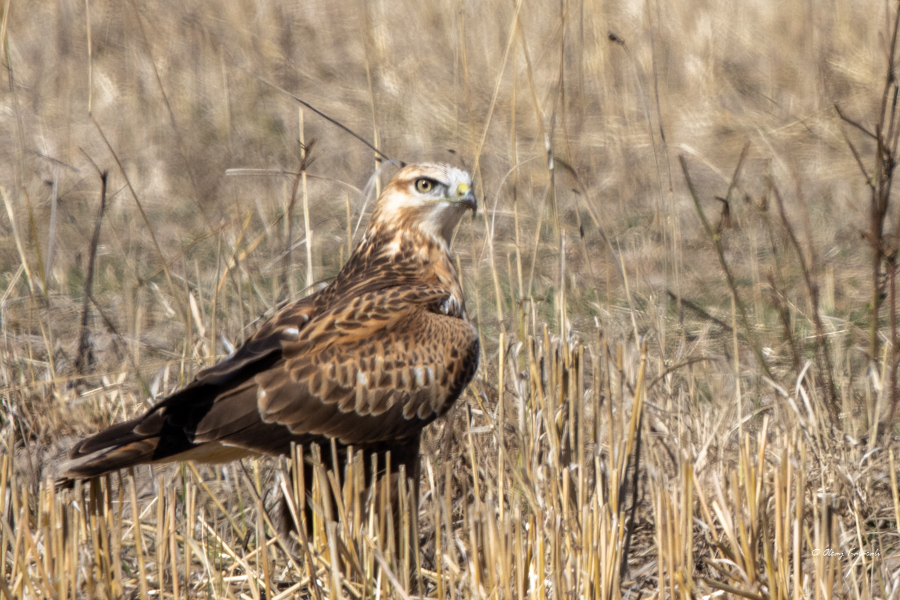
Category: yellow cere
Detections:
[{"x1": 456, "y1": 182, "x2": 470, "y2": 197}]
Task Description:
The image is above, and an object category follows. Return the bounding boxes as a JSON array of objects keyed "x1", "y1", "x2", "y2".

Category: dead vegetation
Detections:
[{"x1": 3, "y1": 0, "x2": 900, "y2": 597}]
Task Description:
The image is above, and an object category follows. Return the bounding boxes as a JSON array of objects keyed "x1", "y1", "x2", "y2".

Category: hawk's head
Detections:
[{"x1": 369, "y1": 163, "x2": 477, "y2": 247}]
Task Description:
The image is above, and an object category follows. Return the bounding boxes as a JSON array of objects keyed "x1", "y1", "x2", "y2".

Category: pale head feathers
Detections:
[{"x1": 368, "y1": 163, "x2": 476, "y2": 247}]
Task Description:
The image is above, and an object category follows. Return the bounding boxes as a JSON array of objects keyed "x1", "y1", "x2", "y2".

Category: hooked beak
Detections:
[{"x1": 455, "y1": 183, "x2": 477, "y2": 215}]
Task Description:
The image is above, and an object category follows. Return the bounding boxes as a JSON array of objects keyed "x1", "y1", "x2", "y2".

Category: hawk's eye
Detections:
[{"x1": 415, "y1": 178, "x2": 435, "y2": 194}]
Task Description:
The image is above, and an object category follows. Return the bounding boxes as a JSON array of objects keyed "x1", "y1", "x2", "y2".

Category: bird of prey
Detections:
[{"x1": 62, "y1": 162, "x2": 479, "y2": 526}]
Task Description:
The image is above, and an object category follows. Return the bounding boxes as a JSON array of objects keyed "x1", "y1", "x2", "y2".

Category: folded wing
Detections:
[{"x1": 61, "y1": 285, "x2": 478, "y2": 479}]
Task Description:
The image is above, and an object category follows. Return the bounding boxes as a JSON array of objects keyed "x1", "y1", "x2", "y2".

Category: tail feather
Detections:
[
  {"x1": 59, "y1": 418, "x2": 158, "y2": 480},
  {"x1": 69, "y1": 418, "x2": 145, "y2": 457},
  {"x1": 60, "y1": 413, "x2": 171, "y2": 479},
  {"x1": 62, "y1": 438, "x2": 162, "y2": 480},
  {"x1": 57, "y1": 411, "x2": 258, "y2": 484}
]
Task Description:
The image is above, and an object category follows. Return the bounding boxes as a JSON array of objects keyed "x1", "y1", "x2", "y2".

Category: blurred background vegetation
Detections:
[
  {"x1": 2, "y1": 0, "x2": 887, "y2": 422},
  {"x1": 2, "y1": 0, "x2": 900, "y2": 597}
]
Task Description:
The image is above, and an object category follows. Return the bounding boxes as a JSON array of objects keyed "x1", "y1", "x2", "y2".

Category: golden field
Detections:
[{"x1": 1, "y1": 0, "x2": 899, "y2": 597}]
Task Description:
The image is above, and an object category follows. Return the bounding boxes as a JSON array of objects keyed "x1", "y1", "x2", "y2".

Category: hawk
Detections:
[{"x1": 62, "y1": 162, "x2": 479, "y2": 526}]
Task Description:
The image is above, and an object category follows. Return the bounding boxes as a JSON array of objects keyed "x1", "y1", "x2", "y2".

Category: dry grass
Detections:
[{"x1": 2, "y1": 0, "x2": 900, "y2": 597}]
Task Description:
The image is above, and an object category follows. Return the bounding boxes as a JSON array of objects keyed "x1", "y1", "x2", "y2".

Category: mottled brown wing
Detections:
[
  {"x1": 60, "y1": 298, "x2": 320, "y2": 478},
  {"x1": 192, "y1": 285, "x2": 479, "y2": 448},
  {"x1": 186, "y1": 298, "x2": 318, "y2": 387},
  {"x1": 61, "y1": 285, "x2": 477, "y2": 479}
]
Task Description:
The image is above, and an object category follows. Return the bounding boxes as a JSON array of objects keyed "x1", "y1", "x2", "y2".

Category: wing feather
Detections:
[
  {"x1": 250, "y1": 286, "x2": 478, "y2": 445},
  {"x1": 63, "y1": 280, "x2": 477, "y2": 478}
]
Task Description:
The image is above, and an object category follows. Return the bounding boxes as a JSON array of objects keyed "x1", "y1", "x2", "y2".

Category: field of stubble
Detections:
[{"x1": 2, "y1": 0, "x2": 900, "y2": 598}]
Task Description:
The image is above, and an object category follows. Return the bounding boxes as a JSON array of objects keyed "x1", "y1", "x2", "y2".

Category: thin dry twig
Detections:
[{"x1": 680, "y1": 154, "x2": 774, "y2": 381}]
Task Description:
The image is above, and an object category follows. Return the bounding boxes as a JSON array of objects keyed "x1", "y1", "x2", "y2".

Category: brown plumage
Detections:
[{"x1": 62, "y1": 163, "x2": 479, "y2": 506}]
